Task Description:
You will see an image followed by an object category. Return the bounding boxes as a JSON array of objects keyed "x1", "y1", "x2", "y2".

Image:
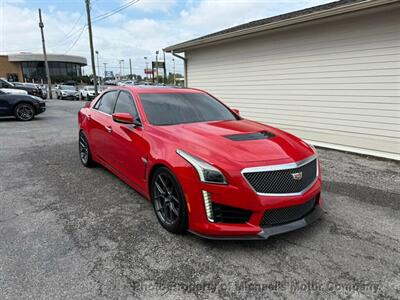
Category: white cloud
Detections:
[
  {"x1": 127, "y1": 0, "x2": 178, "y2": 12},
  {"x1": 0, "y1": 0, "x2": 332, "y2": 76}
]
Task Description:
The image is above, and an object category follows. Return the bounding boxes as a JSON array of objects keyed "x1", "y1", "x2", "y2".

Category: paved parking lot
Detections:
[{"x1": 0, "y1": 100, "x2": 399, "y2": 299}]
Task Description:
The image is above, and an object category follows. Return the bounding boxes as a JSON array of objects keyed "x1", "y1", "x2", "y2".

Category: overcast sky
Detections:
[{"x1": 0, "y1": 0, "x2": 331, "y2": 76}]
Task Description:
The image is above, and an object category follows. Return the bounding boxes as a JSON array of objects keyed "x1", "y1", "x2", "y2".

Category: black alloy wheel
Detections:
[
  {"x1": 14, "y1": 103, "x2": 35, "y2": 121},
  {"x1": 151, "y1": 167, "x2": 188, "y2": 233},
  {"x1": 79, "y1": 131, "x2": 94, "y2": 167}
]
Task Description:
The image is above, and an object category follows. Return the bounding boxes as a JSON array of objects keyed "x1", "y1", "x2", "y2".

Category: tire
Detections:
[
  {"x1": 79, "y1": 131, "x2": 95, "y2": 167},
  {"x1": 151, "y1": 167, "x2": 188, "y2": 234},
  {"x1": 14, "y1": 103, "x2": 35, "y2": 121},
  {"x1": 85, "y1": 95, "x2": 89, "y2": 101}
]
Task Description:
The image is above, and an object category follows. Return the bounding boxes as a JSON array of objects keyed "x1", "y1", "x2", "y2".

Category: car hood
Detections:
[
  {"x1": 155, "y1": 119, "x2": 314, "y2": 165},
  {"x1": 0, "y1": 88, "x2": 28, "y2": 95}
]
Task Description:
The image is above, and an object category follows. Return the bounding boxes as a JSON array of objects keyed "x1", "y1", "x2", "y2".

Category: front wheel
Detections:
[
  {"x1": 151, "y1": 167, "x2": 188, "y2": 234},
  {"x1": 79, "y1": 131, "x2": 95, "y2": 167},
  {"x1": 14, "y1": 103, "x2": 35, "y2": 121}
]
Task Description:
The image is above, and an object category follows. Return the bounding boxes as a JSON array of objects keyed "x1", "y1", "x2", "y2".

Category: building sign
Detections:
[
  {"x1": 144, "y1": 69, "x2": 153, "y2": 75},
  {"x1": 104, "y1": 71, "x2": 113, "y2": 78},
  {"x1": 152, "y1": 61, "x2": 165, "y2": 69}
]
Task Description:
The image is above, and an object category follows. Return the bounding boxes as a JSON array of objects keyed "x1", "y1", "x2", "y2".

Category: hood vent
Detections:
[{"x1": 224, "y1": 131, "x2": 275, "y2": 141}]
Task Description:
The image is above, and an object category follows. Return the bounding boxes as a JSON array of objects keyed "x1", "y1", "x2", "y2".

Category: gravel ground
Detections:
[{"x1": 0, "y1": 100, "x2": 399, "y2": 300}]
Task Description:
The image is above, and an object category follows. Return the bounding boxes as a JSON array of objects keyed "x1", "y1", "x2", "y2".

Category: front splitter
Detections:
[{"x1": 189, "y1": 206, "x2": 325, "y2": 240}]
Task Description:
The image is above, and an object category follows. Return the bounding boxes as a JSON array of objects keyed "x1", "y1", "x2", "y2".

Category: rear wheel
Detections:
[
  {"x1": 79, "y1": 131, "x2": 95, "y2": 167},
  {"x1": 14, "y1": 103, "x2": 35, "y2": 121},
  {"x1": 151, "y1": 167, "x2": 188, "y2": 234}
]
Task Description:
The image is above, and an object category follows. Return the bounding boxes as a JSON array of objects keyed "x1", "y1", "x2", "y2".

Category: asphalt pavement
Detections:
[{"x1": 0, "y1": 100, "x2": 399, "y2": 299}]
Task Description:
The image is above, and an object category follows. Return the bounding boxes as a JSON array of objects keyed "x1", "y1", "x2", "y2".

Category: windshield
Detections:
[
  {"x1": 85, "y1": 86, "x2": 94, "y2": 91},
  {"x1": 60, "y1": 85, "x2": 75, "y2": 90},
  {"x1": 139, "y1": 93, "x2": 238, "y2": 126}
]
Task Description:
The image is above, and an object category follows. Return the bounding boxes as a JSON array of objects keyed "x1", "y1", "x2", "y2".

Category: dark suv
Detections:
[{"x1": 0, "y1": 79, "x2": 45, "y2": 99}]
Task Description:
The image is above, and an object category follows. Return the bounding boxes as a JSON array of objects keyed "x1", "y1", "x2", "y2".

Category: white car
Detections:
[
  {"x1": 0, "y1": 88, "x2": 28, "y2": 95},
  {"x1": 79, "y1": 85, "x2": 96, "y2": 100},
  {"x1": 117, "y1": 80, "x2": 136, "y2": 86}
]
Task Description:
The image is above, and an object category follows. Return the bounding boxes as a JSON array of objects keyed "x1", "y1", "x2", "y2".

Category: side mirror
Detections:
[
  {"x1": 232, "y1": 108, "x2": 240, "y2": 115},
  {"x1": 112, "y1": 112, "x2": 142, "y2": 127},
  {"x1": 112, "y1": 112, "x2": 134, "y2": 124}
]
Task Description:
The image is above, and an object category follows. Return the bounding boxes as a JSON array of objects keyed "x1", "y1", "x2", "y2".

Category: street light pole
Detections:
[
  {"x1": 85, "y1": 0, "x2": 98, "y2": 95},
  {"x1": 172, "y1": 58, "x2": 176, "y2": 85},
  {"x1": 103, "y1": 62, "x2": 107, "y2": 78},
  {"x1": 38, "y1": 8, "x2": 52, "y2": 99},
  {"x1": 163, "y1": 50, "x2": 167, "y2": 84},
  {"x1": 95, "y1": 50, "x2": 100, "y2": 85},
  {"x1": 144, "y1": 56, "x2": 148, "y2": 80},
  {"x1": 129, "y1": 58, "x2": 132, "y2": 79},
  {"x1": 155, "y1": 50, "x2": 159, "y2": 83}
]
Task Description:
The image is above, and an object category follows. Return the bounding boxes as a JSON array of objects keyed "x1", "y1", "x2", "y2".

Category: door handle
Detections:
[{"x1": 105, "y1": 125, "x2": 112, "y2": 133}]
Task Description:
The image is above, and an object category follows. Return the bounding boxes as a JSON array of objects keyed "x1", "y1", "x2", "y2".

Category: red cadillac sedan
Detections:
[{"x1": 78, "y1": 86, "x2": 323, "y2": 239}]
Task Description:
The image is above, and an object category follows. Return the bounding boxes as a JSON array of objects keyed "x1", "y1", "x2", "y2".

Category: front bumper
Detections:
[
  {"x1": 178, "y1": 163, "x2": 323, "y2": 240},
  {"x1": 34, "y1": 102, "x2": 46, "y2": 114},
  {"x1": 61, "y1": 93, "x2": 78, "y2": 99}
]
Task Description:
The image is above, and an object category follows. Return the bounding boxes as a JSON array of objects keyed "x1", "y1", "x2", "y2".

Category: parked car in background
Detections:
[
  {"x1": 117, "y1": 80, "x2": 136, "y2": 86},
  {"x1": 56, "y1": 85, "x2": 78, "y2": 100},
  {"x1": 0, "y1": 88, "x2": 28, "y2": 95},
  {"x1": 78, "y1": 85, "x2": 96, "y2": 100},
  {"x1": 0, "y1": 89, "x2": 46, "y2": 121},
  {"x1": 78, "y1": 86, "x2": 323, "y2": 239},
  {"x1": 0, "y1": 79, "x2": 44, "y2": 98},
  {"x1": 16, "y1": 82, "x2": 47, "y2": 99}
]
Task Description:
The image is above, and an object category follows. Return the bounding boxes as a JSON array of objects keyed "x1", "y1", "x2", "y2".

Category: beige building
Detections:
[{"x1": 165, "y1": 0, "x2": 400, "y2": 160}]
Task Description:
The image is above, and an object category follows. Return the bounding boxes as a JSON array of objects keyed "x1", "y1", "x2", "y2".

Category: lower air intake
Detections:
[
  {"x1": 212, "y1": 203, "x2": 252, "y2": 224},
  {"x1": 260, "y1": 197, "x2": 316, "y2": 226}
]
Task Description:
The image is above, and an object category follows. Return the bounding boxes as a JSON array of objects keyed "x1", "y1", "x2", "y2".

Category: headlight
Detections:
[{"x1": 176, "y1": 149, "x2": 227, "y2": 184}]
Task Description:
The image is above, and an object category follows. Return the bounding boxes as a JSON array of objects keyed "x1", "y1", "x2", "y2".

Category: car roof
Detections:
[{"x1": 111, "y1": 85, "x2": 204, "y2": 94}]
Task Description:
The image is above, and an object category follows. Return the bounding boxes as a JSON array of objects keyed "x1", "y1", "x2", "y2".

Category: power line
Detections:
[
  {"x1": 58, "y1": 13, "x2": 83, "y2": 43},
  {"x1": 92, "y1": 0, "x2": 140, "y2": 23},
  {"x1": 64, "y1": 25, "x2": 86, "y2": 54}
]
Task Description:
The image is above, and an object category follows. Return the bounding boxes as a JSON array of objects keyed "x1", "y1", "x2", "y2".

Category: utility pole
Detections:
[
  {"x1": 163, "y1": 50, "x2": 167, "y2": 84},
  {"x1": 85, "y1": 0, "x2": 98, "y2": 95},
  {"x1": 38, "y1": 9, "x2": 52, "y2": 99},
  {"x1": 129, "y1": 58, "x2": 132, "y2": 79}
]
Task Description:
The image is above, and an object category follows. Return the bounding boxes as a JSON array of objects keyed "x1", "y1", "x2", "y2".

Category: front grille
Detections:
[
  {"x1": 212, "y1": 203, "x2": 252, "y2": 224},
  {"x1": 260, "y1": 197, "x2": 316, "y2": 226},
  {"x1": 243, "y1": 158, "x2": 317, "y2": 194}
]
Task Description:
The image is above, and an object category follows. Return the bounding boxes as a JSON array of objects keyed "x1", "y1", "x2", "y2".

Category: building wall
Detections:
[
  {"x1": 185, "y1": 6, "x2": 400, "y2": 160},
  {"x1": 0, "y1": 56, "x2": 23, "y2": 81}
]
